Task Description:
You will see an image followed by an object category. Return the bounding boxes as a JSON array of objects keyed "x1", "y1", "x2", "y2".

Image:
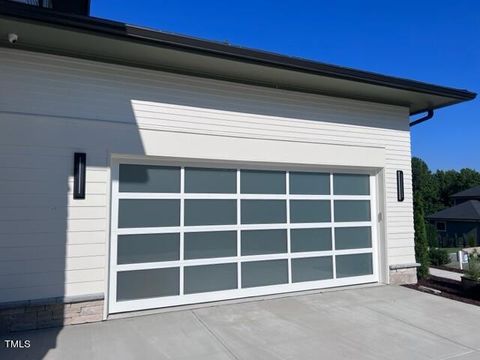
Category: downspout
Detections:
[{"x1": 409, "y1": 109, "x2": 434, "y2": 127}]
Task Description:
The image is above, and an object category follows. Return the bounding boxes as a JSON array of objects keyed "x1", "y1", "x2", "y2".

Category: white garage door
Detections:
[{"x1": 108, "y1": 159, "x2": 378, "y2": 313}]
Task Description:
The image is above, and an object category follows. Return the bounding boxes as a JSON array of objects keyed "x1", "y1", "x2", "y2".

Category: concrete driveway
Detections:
[{"x1": 1, "y1": 285, "x2": 478, "y2": 360}]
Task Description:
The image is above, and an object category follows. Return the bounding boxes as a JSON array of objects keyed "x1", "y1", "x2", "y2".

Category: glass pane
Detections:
[
  {"x1": 118, "y1": 199, "x2": 180, "y2": 228},
  {"x1": 292, "y1": 257, "x2": 333, "y2": 283},
  {"x1": 184, "y1": 200, "x2": 236, "y2": 226},
  {"x1": 333, "y1": 174, "x2": 370, "y2": 195},
  {"x1": 117, "y1": 233, "x2": 179, "y2": 264},
  {"x1": 241, "y1": 229, "x2": 287, "y2": 256},
  {"x1": 185, "y1": 168, "x2": 236, "y2": 193},
  {"x1": 336, "y1": 253, "x2": 373, "y2": 278},
  {"x1": 289, "y1": 172, "x2": 330, "y2": 195},
  {"x1": 242, "y1": 260, "x2": 288, "y2": 288},
  {"x1": 241, "y1": 170, "x2": 286, "y2": 194},
  {"x1": 241, "y1": 200, "x2": 286, "y2": 224},
  {"x1": 184, "y1": 263, "x2": 237, "y2": 294},
  {"x1": 291, "y1": 228, "x2": 332, "y2": 252},
  {"x1": 290, "y1": 200, "x2": 330, "y2": 223},
  {"x1": 116, "y1": 268, "x2": 179, "y2": 301},
  {"x1": 335, "y1": 227, "x2": 372, "y2": 250},
  {"x1": 334, "y1": 200, "x2": 371, "y2": 222},
  {"x1": 184, "y1": 231, "x2": 237, "y2": 259},
  {"x1": 119, "y1": 164, "x2": 180, "y2": 193}
]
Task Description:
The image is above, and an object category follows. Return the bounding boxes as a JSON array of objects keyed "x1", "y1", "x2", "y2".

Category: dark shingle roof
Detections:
[
  {"x1": 451, "y1": 185, "x2": 480, "y2": 199},
  {"x1": 427, "y1": 200, "x2": 480, "y2": 221}
]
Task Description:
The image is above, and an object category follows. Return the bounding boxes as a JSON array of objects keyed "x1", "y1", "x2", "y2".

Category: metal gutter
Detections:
[{"x1": 410, "y1": 110, "x2": 434, "y2": 127}]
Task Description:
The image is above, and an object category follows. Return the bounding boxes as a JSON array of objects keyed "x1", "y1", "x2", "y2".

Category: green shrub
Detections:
[
  {"x1": 466, "y1": 249, "x2": 480, "y2": 281},
  {"x1": 414, "y1": 193, "x2": 430, "y2": 278},
  {"x1": 467, "y1": 235, "x2": 476, "y2": 248},
  {"x1": 426, "y1": 223, "x2": 438, "y2": 248},
  {"x1": 428, "y1": 248, "x2": 450, "y2": 266}
]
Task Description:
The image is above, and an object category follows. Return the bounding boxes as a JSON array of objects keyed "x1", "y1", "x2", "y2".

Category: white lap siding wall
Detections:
[{"x1": 0, "y1": 48, "x2": 415, "y2": 304}]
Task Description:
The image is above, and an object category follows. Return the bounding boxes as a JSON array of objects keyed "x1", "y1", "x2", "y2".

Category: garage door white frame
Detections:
[{"x1": 108, "y1": 158, "x2": 379, "y2": 314}]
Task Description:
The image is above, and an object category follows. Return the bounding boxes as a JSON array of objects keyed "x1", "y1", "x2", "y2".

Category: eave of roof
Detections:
[
  {"x1": 427, "y1": 200, "x2": 480, "y2": 222},
  {"x1": 0, "y1": 1, "x2": 476, "y2": 115},
  {"x1": 451, "y1": 185, "x2": 480, "y2": 199}
]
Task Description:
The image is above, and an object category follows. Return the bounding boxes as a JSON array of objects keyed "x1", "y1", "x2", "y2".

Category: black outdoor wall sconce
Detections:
[
  {"x1": 396, "y1": 170, "x2": 404, "y2": 202},
  {"x1": 73, "y1": 152, "x2": 86, "y2": 199}
]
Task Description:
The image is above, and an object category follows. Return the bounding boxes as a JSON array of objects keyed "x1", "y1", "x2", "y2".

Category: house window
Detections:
[{"x1": 436, "y1": 222, "x2": 447, "y2": 232}]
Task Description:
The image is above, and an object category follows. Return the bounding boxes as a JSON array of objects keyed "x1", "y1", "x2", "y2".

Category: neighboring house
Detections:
[
  {"x1": 427, "y1": 186, "x2": 480, "y2": 247},
  {"x1": 0, "y1": 1, "x2": 476, "y2": 332},
  {"x1": 451, "y1": 185, "x2": 480, "y2": 205}
]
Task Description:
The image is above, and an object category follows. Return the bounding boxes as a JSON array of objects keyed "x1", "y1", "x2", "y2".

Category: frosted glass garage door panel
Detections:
[
  {"x1": 185, "y1": 168, "x2": 236, "y2": 193},
  {"x1": 241, "y1": 170, "x2": 286, "y2": 194},
  {"x1": 242, "y1": 260, "x2": 288, "y2": 288},
  {"x1": 116, "y1": 268, "x2": 179, "y2": 301},
  {"x1": 291, "y1": 228, "x2": 332, "y2": 252},
  {"x1": 184, "y1": 231, "x2": 237, "y2": 259},
  {"x1": 336, "y1": 254, "x2": 373, "y2": 278},
  {"x1": 241, "y1": 229, "x2": 287, "y2": 255},
  {"x1": 241, "y1": 200, "x2": 286, "y2": 224},
  {"x1": 184, "y1": 263, "x2": 237, "y2": 294},
  {"x1": 335, "y1": 227, "x2": 372, "y2": 250},
  {"x1": 333, "y1": 174, "x2": 370, "y2": 195},
  {"x1": 334, "y1": 201, "x2": 371, "y2": 222},
  {"x1": 184, "y1": 200, "x2": 237, "y2": 226},
  {"x1": 119, "y1": 165, "x2": 180, "y2": 193},
  {"x1": 289, "y1": 172, "x2": 330, "y2": 195},
  {"x1": 117, "y1": 233, "x2": 180, "y2": 264},
  {"x1": 111, "y1": 163, "x2": 378, "y2": 311},
  {"x1": 118, "y1": 199, "x2": 180, "y2": 228},
  {"x1": 290, "y1": 200, "x2": 330, "y2": 223},
  {"x1": 292, "y1": 257, "x2": 333, "y2": 283}
]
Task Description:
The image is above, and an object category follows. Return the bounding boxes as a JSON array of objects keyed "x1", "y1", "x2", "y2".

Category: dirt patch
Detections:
[{"x1": 403, "y1": 275, "x2": 480, "y2": 307}]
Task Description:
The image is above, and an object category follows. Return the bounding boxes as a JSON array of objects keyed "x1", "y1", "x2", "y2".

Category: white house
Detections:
[{"x1": 0, "y1": 1, "x2": 475, "y2": 332}]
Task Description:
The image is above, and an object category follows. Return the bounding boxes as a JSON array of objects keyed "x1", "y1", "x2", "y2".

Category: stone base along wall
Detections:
[
  {"x1": 389, "y1": 266, "x2": 418, "y2": 285},
  {"x1": 0, "y1": 295, "x2": 104, "y2": 334}
]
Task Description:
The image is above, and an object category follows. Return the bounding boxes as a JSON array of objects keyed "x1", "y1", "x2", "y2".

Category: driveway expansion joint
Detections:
[
  {"x1": 365, "y1": 303, "x2": 477, "y2": 353},
  {"x1": 191, "y1": 309, "x2": 240, "y2": 360}
]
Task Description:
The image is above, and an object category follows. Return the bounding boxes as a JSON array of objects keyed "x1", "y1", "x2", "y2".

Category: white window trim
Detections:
[{"x1": 108, "y1": 158, "x2": 380, "y2": 314}]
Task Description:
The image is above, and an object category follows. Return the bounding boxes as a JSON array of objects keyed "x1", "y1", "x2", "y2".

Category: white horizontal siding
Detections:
[
  {"x1": 0, "y1": 231, "x2": 106, "y2": 247},
  {"x1": 0, "y1": 256, "x2": 105, "y2": 275},
  {"x1": 0, "y1": 244, "x2": 105, "y2": 261},
  {"x1": 0, "y1": 48, "x2": 414, "y2": 302},
  {"x1": 0, "y1": 269, "x2": 104, "y2": 289},
  {"x1": 0, "y1": 282, "x2": 105, "y2": 303}
]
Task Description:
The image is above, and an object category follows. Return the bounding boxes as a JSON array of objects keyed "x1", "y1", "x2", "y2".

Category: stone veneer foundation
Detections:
[
  {"x1": 0, "y1": 295, "x2": 103, "y2": 334},
  {"x1": 389, "y1": 266, "x2": 418, "y2": 285}
]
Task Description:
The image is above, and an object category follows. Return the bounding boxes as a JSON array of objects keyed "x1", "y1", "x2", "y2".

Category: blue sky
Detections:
[{"x1": 91, "y1": 1, "x2": 479, "y2": 171}]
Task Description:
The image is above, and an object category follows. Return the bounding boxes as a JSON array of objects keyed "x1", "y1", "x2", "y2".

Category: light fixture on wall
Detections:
[
  {"x1": 73, "y1": 153, "x2": 86, "y2": 199},
  {"x1": 396, "y1": 170, "x2": 404, "y2": 202}
]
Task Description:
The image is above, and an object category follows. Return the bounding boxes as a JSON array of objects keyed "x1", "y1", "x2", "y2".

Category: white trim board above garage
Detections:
[{"x1": 114, "y1": 131, "x2": 386, "y2": 170}]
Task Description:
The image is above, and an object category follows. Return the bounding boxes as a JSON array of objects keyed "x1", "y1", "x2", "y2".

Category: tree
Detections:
[
  {"x1": 414, "y1": 192, "x2": 429, "y2": 278},
  {"x1": 435, "y1": 168, "x2": 480, "y2": 208},
  {"x1": 411, "y1": 157, "x2": 480, "y2": 278},
  {"x1": 411, "y1": 157, "x2": 440, "y2": 215}
]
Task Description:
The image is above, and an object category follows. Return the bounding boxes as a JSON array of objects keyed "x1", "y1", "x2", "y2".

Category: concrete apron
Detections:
[{"x1": 1, "y1": 285, "x2": 479, "y2": 360}]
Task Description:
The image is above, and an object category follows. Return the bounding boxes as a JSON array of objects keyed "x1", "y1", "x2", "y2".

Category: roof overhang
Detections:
[
  {"x1": 427, "y1": 217, "x2": 480, "y2": 223},
  {"x1": 0, "y1": 1, "x2": 476, "y2": 115}
]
